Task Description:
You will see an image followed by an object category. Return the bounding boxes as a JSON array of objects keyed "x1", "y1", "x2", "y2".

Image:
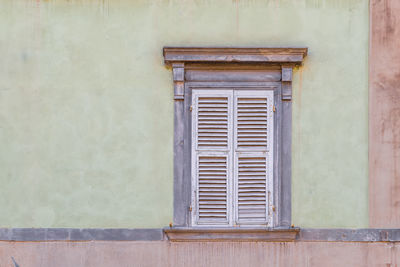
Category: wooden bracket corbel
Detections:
[
  {"x1": 281, "y1": 65, "x2": 293, "y2": 101},
  {"x1": 172, "y1": 63, "x2": 185, "y2": 100}
]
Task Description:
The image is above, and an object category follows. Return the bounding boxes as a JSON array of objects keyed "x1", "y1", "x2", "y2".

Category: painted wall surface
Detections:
[
  {"x1": 369, "y1": 0, "x2": 400, "y2": 227},
  {"x1": 1, "y1": 241, "x2": 400, "y2": 267},
  {"x1": 0, "y1": 0, "x2": 368, "y2": 228}
]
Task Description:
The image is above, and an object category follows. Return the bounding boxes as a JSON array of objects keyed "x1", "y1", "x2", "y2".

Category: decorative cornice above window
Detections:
[
  {"x1": 163, "y1": 47, "x2": 308, "y2": 65},
  {"x1": 163, "y1": 47, "x2": 307, "y2": 101}
]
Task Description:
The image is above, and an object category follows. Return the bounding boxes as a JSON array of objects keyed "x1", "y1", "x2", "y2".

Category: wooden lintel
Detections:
[{"x1": 164, "y1": 47, "x2": 308, "y2": 65}]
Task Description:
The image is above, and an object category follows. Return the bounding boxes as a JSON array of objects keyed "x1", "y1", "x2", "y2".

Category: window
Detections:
[
  {"x1": 163, "y1": 47, "x2": 307, "y2": 232},
  {"x1": 192, "y1": 89, "x2": 274, "y2": 227}
]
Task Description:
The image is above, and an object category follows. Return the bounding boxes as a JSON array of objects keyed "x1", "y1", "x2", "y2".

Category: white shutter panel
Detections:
[
  {"x1": 196, "y1": 95, "x2": 229, "y2": 150},
  {"x1": 234, "y1": 90, "x2": 274, "y2": 226},
  {"x1": 236, "y1": 154, "x2": 268, "y2": 223},
  {"x1": 236, "y1": 95, "x2": 269, "y2": 150},
  {"x1": 197, "y1": 155, "x2": 228, "y2": 223},
  {"x1": 192, "y1": 90, "x2": 233, "y2": 226}
]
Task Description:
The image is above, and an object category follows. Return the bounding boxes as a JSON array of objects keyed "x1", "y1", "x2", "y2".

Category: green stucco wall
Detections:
[{"x1": 0, "y1": 0, "x2": 368, "y2": 228}]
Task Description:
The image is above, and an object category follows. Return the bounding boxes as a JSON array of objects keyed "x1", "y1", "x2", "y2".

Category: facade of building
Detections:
[{"x1": 0, "y1": 0, "x2": 399, "y2": 266}]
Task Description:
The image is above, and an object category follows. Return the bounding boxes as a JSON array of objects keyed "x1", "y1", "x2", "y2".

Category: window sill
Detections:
[{"x1": 164, "y1": 227, "x2": 299, "y2": 242}]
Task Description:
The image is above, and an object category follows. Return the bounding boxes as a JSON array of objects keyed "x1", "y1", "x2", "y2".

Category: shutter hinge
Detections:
[
  {"x1": 273, "y1": 105, "x2": 276, "y2": 112},
  {"x1": 189, "y1": 205, "x2": 192, "y2": 212},
  {"x1": 190, "y1": 105, "x2": 193, "y2": 111},
  {"x1": 272, "y1": 205, "x2": 276, "y2": 212}
]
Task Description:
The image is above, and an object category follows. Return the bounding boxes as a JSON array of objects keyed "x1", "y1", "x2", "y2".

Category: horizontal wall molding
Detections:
[
  {"x1": 299, "y1": 229, "x2": 400, "y2": 242},
  {"x1": 1, "y1": 228, "x2": 400, "y2": 242},
  {"x1": 0, "y1": 228, "x2": 164, "y2": 242}
]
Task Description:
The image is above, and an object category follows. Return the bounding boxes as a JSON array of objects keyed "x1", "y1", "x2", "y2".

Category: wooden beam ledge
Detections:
[
  {"x1": 164, "y1": 227, "x2": 299, "y2": 242},
  {"x1": 163, "y1": 47, "x2": 308, "y2": 65}
]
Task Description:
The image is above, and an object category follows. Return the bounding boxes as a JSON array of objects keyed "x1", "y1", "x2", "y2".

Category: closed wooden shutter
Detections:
[
  {"x1": 191, "y1": 89, "x2": 273, "y2": 227},
  {"x1": 234, "y1": 90, "x2": 274, "y2": 226},
  {"x1": 192, "y1": 90, "x2": 233, "y2": 226}
]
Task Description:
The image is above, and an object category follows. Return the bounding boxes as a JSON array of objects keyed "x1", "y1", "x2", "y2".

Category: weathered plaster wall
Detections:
[
  {"x1": 0, "y1": 0, "x2": 368, "y2": 228},
  {"x1": 369, "y1": 0, "x2": 400, "y2": 227},
  {"x1": 1, "y1": 241, "x2": 400, "y2": 267}
]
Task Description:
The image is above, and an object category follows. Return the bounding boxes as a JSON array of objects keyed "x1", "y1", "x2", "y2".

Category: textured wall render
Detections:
[
  {"x1": 369, "y1": 0, "x2": 400, "y2": 227},
  {"x1": 0, "y1": 0, "x2": 368, "y2": 228},
  {"x1": 0, "y1": 241, "x2": 400, "y2": 267}
]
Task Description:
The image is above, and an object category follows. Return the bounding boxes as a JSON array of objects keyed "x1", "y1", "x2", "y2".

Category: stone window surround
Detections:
[{"x1": 163, "y1": 47, "x2": 308, "y2": 240}]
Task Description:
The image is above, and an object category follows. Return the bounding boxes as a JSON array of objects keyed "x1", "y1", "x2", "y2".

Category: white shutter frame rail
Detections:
[{"x1": 164, "y1": 47, "x2": 307, "y2": 233}]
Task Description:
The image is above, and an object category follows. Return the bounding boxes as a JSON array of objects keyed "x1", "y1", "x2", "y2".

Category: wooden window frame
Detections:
[{"x1": 163, "y1": 47, "x2": 307, "y2": 231}]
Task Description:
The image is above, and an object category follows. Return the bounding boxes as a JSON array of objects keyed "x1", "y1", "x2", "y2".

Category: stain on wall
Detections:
[
  {"x1": 0, "y1": 0, "x2": 368, "y2": 228},
  {"x1": 369, "y1": 0, "x2": 400, "y2": 227}
]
